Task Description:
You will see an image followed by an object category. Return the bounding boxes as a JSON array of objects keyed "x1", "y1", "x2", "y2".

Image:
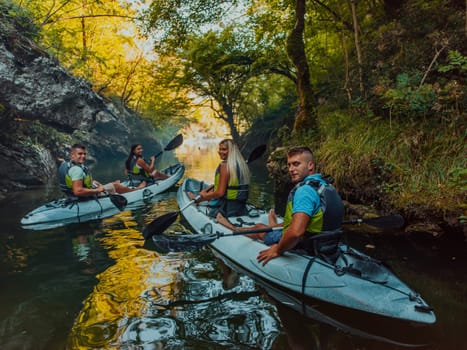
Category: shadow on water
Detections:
[{"x1": 0, "y1": 143, "x2": 465, "y2": 349}]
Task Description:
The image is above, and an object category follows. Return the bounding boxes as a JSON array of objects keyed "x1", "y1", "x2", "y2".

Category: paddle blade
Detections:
[
  {"x1": 152, "y1": 232, "x2": 218, "y2": 252},
  {"x1": 344, "y1": 214, "x2": 405, "y2": 230},
  {"x1": 164, "y1": 134, "x2": 184, "y2": 151},
  {"x1": 110, "y1": 194, "x2": 127, "y2": 211},
  {"x1": 362, "y1": 214, "x2": 405, "y2": 229},
  {"x1": 247, "y1": 144, "x2": 267, "y2": 164},
  {"x1": 142, "y1": 211, "x2": 180, "y2": 240}
]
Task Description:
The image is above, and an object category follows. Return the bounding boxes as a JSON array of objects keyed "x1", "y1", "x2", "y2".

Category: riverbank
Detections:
[{"x1": 266, "y1": 131, "x2": 466, "y2": 241}]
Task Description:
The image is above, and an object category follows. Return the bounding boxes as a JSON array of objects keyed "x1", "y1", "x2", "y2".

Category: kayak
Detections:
[
  {"x1": 165, "y1": 177, "x2": 436, "y2": 324},
  {"x1": 21, "y1": 163, "x2": 185, "y2": 229}
]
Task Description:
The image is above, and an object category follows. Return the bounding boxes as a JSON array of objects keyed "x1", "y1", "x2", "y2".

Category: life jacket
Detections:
[
  {"x1": 213, "y1": 162, "x2": 249, "y2": 202},
  {"x1": 128, "y1": 156, "x2": 150, "y2": 178},
  {"x1": 283, "y1": 175, "x2": 344, "y2": 235},
  {"x1": 58, "y1": 161, "x2": 93, "y2": 196}
]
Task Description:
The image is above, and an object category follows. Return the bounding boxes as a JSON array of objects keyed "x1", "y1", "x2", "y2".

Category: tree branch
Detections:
[
  {"x1": 311, "y1": 0, "x2": 354, "y2": 32},
  {"x1": 44, "y1": 14, "x2": 140, "y2": 25}
]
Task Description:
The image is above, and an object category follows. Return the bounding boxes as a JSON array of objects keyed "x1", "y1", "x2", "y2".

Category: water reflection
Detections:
[
  {"x1": 67, "y1": 208, "x2": 282, "y2": 349},
  {"x1": 1, "y1": 141, "x2": 465, "y2": 349}
]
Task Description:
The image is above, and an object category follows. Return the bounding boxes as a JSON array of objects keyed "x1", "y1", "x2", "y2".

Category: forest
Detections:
[{"x1": 1, "y1": 0, "x2": 466, "y2": 232}]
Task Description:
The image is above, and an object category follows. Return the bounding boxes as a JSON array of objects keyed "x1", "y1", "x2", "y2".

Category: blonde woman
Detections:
[{"x1": 189, "y1": 139, "x2": 250, "y2": 218}]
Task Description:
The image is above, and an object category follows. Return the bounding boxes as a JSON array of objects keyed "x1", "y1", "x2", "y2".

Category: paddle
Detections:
[
  {"x1": 142, "y1": 144, "x2": 267, "y2": 240},
  {"x1": 152, "y1": 227, "x2": 346, "y2": 248},
  {"x1": 142, "y1": 196, "x2": 200, "y2": 239},
  {"x1": 149, "y1": 213, "x2": 405, "y2": 245},
  {"x1": 109, "y1": 194, "x2": 128, "y2": 211},
  {"x1": 247, "y1": 144, "x2": 267, "y2": 163},
  {"x1": 153, "y1": 134, "x2": 184, "y2": 159},
  {"x1": 343, "y1": 214, "x2": 404, "y2": 230}
]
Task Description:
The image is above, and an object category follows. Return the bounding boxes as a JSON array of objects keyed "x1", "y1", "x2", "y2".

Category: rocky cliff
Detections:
[{"x1": 0, "y1": 11, "x2": 162, "y2": 197}]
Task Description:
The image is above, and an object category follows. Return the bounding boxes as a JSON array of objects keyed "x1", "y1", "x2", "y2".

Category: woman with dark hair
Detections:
[{"x1": 125, "y1": 144, "x2": 169, "y2": 183}]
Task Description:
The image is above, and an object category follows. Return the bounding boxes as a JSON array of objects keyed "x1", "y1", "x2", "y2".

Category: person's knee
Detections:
[
  {"x1": 103, "y1": 183, "x2": 117, "y2": 194},
  {"x1": 263, "y1": 230, "x2": 281, "y2": 245}
]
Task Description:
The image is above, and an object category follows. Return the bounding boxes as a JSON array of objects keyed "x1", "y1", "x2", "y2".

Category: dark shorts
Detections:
[
  {"x1": 264, "y1": 229, "x2": 282, "y2": 245},
  {"x1": 208, "y1": 199, "x2": 247, "y2": 218}
]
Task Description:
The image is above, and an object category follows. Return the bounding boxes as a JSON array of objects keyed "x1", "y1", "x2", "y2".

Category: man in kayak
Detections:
[
  {"x1": 256, "y1": 146, "x2": 344, "y2": 265},
  {"x1": 215, "y1": 146, "x2": 344, "y2": 265},
  {"x1": 59, "y1": 143, "x2": 146, "y2": 198}
]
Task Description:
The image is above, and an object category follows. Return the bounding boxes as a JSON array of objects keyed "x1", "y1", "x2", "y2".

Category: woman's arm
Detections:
[
  {"x1": 199, "y1": 163, "x2": 229, "y2": 201},
  {"x1": 136, "y1": 156, "x2": 155, "y2": 173}
]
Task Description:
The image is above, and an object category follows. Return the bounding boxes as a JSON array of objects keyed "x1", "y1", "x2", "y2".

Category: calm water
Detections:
[{"x1": 0, "y1": 142, "x2": 466, "y2": 349}]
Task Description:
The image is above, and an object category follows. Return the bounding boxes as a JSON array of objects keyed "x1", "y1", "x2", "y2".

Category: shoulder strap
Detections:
[{"x1": 290, "y1": 177, "x2": 325, "y2": 198}]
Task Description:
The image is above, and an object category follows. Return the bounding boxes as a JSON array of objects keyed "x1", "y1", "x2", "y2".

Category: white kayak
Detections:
[
  {"x1": 21, "y1": 163, "x2": 184, "y2": 229},
  {"x1": 165, "y1": 177, "x2": 436, "y2": 324}
]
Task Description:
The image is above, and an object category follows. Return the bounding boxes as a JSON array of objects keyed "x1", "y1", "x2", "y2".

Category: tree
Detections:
[
  {"x1": 286, "y1": 0, "x2": 316, "y2": 133},
  {"x1": 143, "y1": 0, "x2": 276, "y2": 141},
  {"x1": 179, "y1": 30, "x2": 262, "y2": 140},
  {"x1": 15, "y1": 0, "x2": 191, "y2": 128},
  {"x1": 143, "y1": 0, "x2": 241, "y2": 54}
]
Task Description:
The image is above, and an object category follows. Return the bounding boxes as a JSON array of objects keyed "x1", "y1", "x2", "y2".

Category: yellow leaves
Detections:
[{"x1": 14, "y1": 0, "x2": 191, "y2": 125}]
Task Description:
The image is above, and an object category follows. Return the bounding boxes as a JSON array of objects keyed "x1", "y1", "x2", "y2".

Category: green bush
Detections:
[
  {"x1": 0, "y1": 0, "x2": 39, "y2": 39},
  {"x1": 382, "y1": 73, "x2": 437, "y2": 120},
  {"x1": 279, "y1": 108, "x2": 466, "y2": 220}
]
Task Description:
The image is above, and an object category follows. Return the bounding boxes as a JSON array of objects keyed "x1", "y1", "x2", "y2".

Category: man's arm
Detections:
[
  {"x1": 72, "y1": 180, "x2": 103, "y2": 197},
  {"x1": 256, "y1": 212, "x2": 310, "y2": 266},
  {"x1": 69, "y1": 167, "x2": 103, "y2": 197}
]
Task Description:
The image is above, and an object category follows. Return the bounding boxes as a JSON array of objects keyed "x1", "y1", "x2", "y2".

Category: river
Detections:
[{"x1": 0, "y1": 141, "x2": 466, "y2": 349}]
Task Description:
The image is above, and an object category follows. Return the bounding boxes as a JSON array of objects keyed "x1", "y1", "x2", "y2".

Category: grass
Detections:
[{"x1": 292, "y1": 110, "x2": 466, "y2": 222}]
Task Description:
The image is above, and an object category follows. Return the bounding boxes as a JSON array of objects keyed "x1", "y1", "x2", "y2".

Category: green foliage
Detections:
[
  {"x1": 348, "y1": 98, "x2": 375, "y2": 119},
  {"x1": 382, "y1": 74, "x2": 437, "y2": 119},
  {"x1": 11, "y1": 0, "x2": 192, "y2": 130},
  {"x1": 144, "y1": 0, "x2": 241, "y2": 53},
  {"x1": 285, "y1": 108, "x2": 466, "y2": 218},
  {"x1": 18, "y1": 119, "x2": 72, "y2": 153},
  {"x1": 438, "y1": 50, "x2": 467, "y2": 74},
  {"x1": 447, "y1": 167, "x2": 467, "y2": 191},
  {"x1": 0, "y1": 0, "x2": 39, "y2": 39},
  {"x1": 174, "y1": 27, "x2": 271, "y2": 138}
]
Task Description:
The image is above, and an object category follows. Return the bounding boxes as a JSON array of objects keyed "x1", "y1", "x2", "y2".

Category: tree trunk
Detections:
[
  {"x1": 220, "y1": 103, "x2": 241, "y2": 142},
  {"x1": 286, "y1": 0, "x2": 317, "y2": 133},
  {"x1": 80, "y1": 16, "x2": 87, "y2": 62},
  {"x1": 341, "y1": 30, "x2": 352, "y2": 101},
  {"x1": 348, "y1": 0, "x2": 365, "y2": 96}
]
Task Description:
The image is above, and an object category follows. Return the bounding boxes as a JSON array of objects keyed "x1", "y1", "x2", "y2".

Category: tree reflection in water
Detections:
[{"x1": 66, "y1": 211, "x2": 282, "y2": 349}]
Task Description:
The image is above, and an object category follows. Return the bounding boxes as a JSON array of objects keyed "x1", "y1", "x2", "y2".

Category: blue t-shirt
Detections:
[
  {"x1": 264, "y1": 174, "x2": 324, "y2": 246},
  {"x1": 291, "y1": 174, "x2": 323, "y2": 217}
]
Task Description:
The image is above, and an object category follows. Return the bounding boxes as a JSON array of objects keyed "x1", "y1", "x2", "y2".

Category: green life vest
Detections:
[
  {"x1": 283, "y1": 177, "x2": 344, "y2": 235},
  {"x1": 129, "y1": 156, "x2": 150, "y2": 178},
  {"x1": 213, "y1": 162, "x2": 249, "y2": 202},
  {"x1": 58, "y1": 161, "x2": 93, "y2": 196}
]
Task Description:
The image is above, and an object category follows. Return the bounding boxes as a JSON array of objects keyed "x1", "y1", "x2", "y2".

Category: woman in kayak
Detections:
[
  {"x1": 188, "y1": 138, "x2": 250, "y2": 219},
  {"x1": 125, "y1": 144, "x2": 169, "y2": 184}
]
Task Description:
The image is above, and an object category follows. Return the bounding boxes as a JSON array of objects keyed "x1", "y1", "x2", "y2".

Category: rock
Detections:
[
  {"x1": 404, "y1": 222, "x2": 444, "y2": 238},
  {"x1": 0, "y1": 11, "x2": 163, "y2": 193}
]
